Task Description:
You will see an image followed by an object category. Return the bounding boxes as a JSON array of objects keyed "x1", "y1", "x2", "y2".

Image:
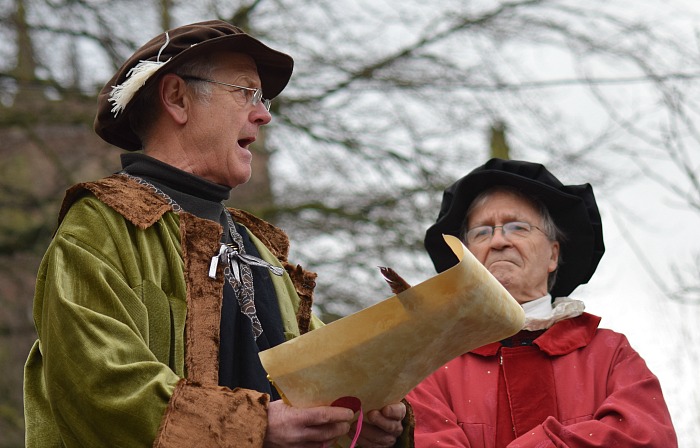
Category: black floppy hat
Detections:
[
  {"x1": 424, "y1": 158, "x2": 605, "y2": 298},
  {"x1": 94, "y1": 20, "x2": 294, "y2": 151}
]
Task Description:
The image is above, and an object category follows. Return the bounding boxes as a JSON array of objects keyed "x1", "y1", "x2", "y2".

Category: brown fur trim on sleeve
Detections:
[
  {"x1": 153, "y1": 379, "x2": 269, "y2": 448},
  {"x1": 60, "y1": 174, "x2": 172, "y2": 229},
  {"x1": 285, "y1": 264, "x2": 317, "y2": 335},
  {"x1": 394, "y1": 398, "x2": 415, "y2": 448}
]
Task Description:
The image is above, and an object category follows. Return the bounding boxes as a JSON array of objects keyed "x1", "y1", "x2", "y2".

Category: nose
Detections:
[
  {"x1": 250, "y1": 103, "x2": 272, "y2": 125},
  {"x1": 489, "y1": 226, "x2": 511, "y2": 248}
]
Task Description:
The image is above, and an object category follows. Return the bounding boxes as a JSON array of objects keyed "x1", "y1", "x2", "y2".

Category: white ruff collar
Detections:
[{"x1": 521, "y1": 295, "x2": 585, "y2": 331}]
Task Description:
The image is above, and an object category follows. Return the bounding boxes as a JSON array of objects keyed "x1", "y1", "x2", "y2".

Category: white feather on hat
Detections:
[{"x1": 108, "y1": 32, "x2": 171, "y2": 117}]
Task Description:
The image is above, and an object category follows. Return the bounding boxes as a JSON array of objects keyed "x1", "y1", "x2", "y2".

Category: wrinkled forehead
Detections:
[{"x1": 465, "y1": 186, "x2": 544, "y2": 225}]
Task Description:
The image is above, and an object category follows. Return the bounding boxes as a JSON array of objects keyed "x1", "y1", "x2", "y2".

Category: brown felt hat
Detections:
[{"x1": 94, "y1": 20, "x2": 294, "y2": 151}]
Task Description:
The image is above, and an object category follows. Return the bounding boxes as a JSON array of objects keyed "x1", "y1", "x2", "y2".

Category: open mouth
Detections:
[{"x1": 238, "y1": 137, "x2": 255, "y2": 148}]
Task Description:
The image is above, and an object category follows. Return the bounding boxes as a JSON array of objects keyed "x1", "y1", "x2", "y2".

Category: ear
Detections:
[
  {"x1": 548, "y1": 241, "x2": 560, "y2": 273},
  {"x1": 159, "y1": 73, "x2": 190, "y2": 125}
]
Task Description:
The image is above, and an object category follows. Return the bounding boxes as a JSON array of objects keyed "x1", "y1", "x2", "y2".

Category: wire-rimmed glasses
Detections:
[
  {"x1": 464, "y1": 221, "x2": 544, "y2": 245},
  {"x1": 181, "y1": 75, "x2": 271, "y2": 111}
]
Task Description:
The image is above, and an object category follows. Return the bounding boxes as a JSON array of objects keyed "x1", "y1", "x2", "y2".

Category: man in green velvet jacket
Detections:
[{"x1": 24, "y1": 20, "x2": 409, "y2": 448}]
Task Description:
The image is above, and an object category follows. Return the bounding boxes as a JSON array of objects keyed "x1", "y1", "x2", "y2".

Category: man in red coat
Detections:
[{"x1": 407, "y1": 158, "x2": 677, "y2": 447}]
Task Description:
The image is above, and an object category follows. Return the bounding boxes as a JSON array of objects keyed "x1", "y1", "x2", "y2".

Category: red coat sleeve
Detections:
[
  {"x1": 508, "y1": 334, "x2": 677, "y2": 447},
  {"x1": 408, "y1": 364, "x2": 474, "y2": 447}
]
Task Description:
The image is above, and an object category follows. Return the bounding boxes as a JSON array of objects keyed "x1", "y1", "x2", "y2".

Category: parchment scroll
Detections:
[{"x1": 259, "y1": 235, "x2": 525, "y2": 415}]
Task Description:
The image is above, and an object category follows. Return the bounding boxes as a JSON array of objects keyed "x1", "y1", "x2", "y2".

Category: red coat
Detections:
[{"x1": 407, "y1": 313, "x2": 677, "y2": 447}]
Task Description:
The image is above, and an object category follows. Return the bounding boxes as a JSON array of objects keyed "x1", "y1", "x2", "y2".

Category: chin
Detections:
[
  {"x1": 490, "y1": 270, "x2": 514, "y2": 289},
  {"x1": 489, "y1": 265, "x2": 513, "y2": 277},
  {"x1": 227, "y1": 173, "x2": 252, "y2": 188}
]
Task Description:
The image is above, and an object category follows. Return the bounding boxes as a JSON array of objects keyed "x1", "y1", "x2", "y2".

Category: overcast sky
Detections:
[{"x1": 576, "y1": 2, "x2": 699, "y2": 442}]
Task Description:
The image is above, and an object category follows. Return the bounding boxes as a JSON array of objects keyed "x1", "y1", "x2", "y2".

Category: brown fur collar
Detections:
[
  {"x1": 60, "y1": 174, "x2": 292, "y2": 259},
  {"x1": 60, "y1": 174, "x2": 172, "y2": 229},
  {"x1": 60, "y1": 173, "x2": 316, "y2": 334}
]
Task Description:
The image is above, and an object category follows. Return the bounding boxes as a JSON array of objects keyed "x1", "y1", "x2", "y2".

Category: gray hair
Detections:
[
  {"x1": 174, "y1": 58, "x2": 218, "y2": 102},
  {"x1": 459, "y1": 185, "x2": 567, "y2": 293},
  {"x1": 128, "y1": 57, "x2": 220, "y2": 147}
]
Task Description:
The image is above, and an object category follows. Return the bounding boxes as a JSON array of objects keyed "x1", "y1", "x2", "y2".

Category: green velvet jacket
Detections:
[{"x1": 23, "y1": 174, "x2": 326, "y2": 447}]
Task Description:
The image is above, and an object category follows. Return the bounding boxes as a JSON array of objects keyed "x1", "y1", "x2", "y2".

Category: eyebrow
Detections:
[
  {"x1": 470, "y1": 213, "x2": 523, "y2": 225},
  {"x1": 226, "y1": 73, "x2": 261, "y2": 88}
]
